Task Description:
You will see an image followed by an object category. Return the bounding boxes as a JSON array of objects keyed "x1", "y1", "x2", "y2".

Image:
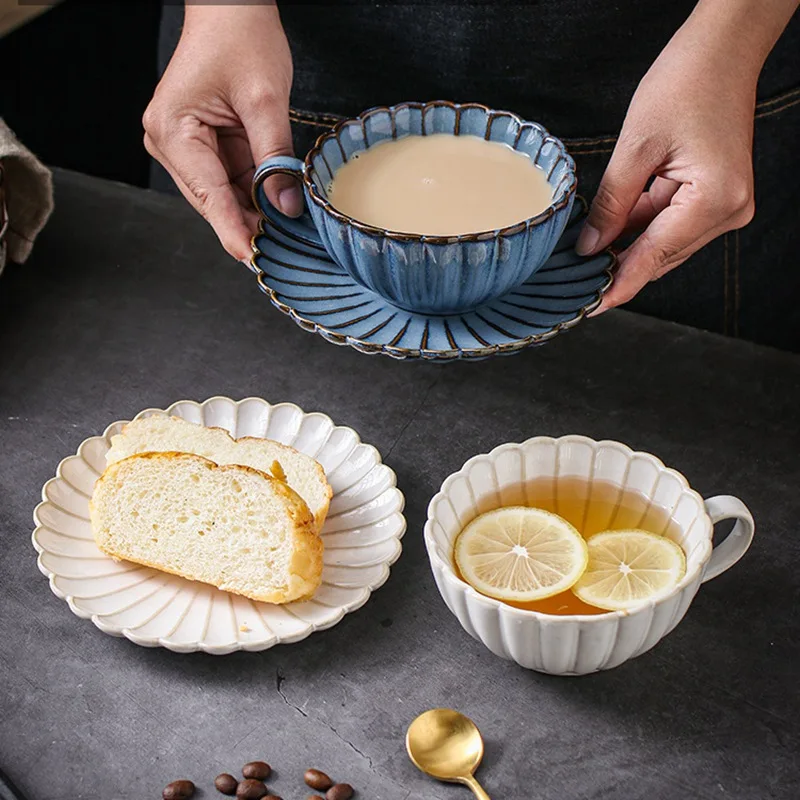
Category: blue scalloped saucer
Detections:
[{"x1": 248, "y1": 199, "x2": 614, "y2": 361}]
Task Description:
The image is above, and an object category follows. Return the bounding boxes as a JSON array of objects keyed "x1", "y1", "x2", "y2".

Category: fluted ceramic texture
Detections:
[
  {"x1": 424, "y1": 436, "x2": 714, "y2": 675},
  {"x1": 254, "y1": 101, "x2": 576, "y2": 315},
  {"x1": 32, "y1": 397, "x2": 406, "y2": 654},
  {"x1": 307, "y1": 104, "x2": 575, "y2": 313},
  {"x1": 250, "y1": 198, "x2": 613, "y2": 361}
]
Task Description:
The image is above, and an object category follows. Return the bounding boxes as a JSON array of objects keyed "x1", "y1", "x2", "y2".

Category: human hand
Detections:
[
  {"x1": 575, "y1": 3, "x2": 764, "y2": 312},
  {"x1": 143, "y1": 3, "x2": 301, "y2": 262}
]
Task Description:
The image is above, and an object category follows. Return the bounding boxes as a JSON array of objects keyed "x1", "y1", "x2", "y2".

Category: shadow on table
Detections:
[{"x1": 525, "y1": 564, "x2": 796, "y2": 751}]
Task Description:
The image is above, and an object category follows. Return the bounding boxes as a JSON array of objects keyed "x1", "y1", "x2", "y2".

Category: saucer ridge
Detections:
[{"x1": 250, "y1": 198, "x2": 614, "y2": 361}]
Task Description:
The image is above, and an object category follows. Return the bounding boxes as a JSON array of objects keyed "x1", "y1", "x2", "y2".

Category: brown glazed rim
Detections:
[
  {"x1": 250, "y1": 248, "x2": 615, "y2": 360},
  {"x1": 302, "y1": 100, "x2": 578, "y2": 244},
  {"x1": 247, "y1": 197, "x2": 617, "y2": 361}
]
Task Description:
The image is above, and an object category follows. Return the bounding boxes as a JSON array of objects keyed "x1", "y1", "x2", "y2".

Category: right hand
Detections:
[{"x1": 143, "y1": 4, "x2": 302, "y2": 262}]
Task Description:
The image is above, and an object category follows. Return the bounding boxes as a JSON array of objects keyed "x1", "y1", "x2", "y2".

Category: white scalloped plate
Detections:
[{"x1": 31, "y1": 397, "x2": 406, "y2": 654}]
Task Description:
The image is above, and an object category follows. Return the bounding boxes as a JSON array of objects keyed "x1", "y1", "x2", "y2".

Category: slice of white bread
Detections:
[
  {"x1": 106, "y1": 415, "x2": 332, "y2": 534},
  {"x1": 90, "y1": 452, "x2": 323, "y2": 604}
]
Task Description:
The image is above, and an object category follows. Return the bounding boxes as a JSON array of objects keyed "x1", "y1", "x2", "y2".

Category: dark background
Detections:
[
  {"x1": 0, "y1": 0, "x2": 163, "y2": 188},
  {"x1": 3, "y1": 1, "x2": 800, "y2": 351}
]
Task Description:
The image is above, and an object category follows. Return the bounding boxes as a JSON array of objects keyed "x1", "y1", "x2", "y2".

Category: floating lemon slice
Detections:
[
  {"x1": 573, "y1": 529, "x2": 686, "y2": 611},
  {"x1": 454, "y1": 507, "x2": 588, "y2": 602}
]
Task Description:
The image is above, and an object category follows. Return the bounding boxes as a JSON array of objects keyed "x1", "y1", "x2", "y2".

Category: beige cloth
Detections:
[
  {"x1": 0, "y1": 119, "x2": 54, "y2": 273},
  {"x1": 0, "y1": 1, "x2": 59, "y2": 39}
]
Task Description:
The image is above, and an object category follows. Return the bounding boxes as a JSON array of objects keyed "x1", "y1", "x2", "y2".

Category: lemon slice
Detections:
[
  {"x1": 573, "y1": 529, "x2": 686, "y2": 611},
  {"x1": 454, "y1": 507, "x2": 588, "y2": 602}
]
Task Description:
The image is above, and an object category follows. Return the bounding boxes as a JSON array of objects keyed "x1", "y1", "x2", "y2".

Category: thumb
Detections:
[
  {"x1": 576, "y1": 138, "x2": 659, "y2": 256},
  {"x1": 241, "y1": 96, "x2": 303, "y2": 218}
]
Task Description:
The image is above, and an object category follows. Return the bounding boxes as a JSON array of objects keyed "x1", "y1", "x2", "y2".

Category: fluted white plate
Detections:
[{"x1": 32, "y1": 397, "x2": 406, "y2": 654}]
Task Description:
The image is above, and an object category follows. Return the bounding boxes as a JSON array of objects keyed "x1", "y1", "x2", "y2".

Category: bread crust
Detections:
[
  {"x1": 236, "y1": 434, "x2": 333, "y2": 528},
  {"x1": 112, "y1": 417, "x2": 333, "y2": 532},
  {"x1": 90, "y1": 451, "x2": 324, "y2": 604}
]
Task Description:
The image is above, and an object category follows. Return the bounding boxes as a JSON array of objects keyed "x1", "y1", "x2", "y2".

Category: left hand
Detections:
[{"x1": 575, "y1": 9, "x2": 760, "y2": 312}]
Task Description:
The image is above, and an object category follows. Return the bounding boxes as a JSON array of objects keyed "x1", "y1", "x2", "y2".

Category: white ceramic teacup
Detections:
[{"x1": 424, "y1": 435, "x2": 755, "y2": 676}]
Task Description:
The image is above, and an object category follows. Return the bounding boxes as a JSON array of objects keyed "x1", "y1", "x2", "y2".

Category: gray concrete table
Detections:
[{"x1": 1, "y1": 171, "x2": 798, "y2": 800}]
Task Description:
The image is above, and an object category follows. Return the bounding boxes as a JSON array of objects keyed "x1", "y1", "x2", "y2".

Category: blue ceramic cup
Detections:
[{"x1": 252, "y1": 101, "x2": 577, "y2": 315}]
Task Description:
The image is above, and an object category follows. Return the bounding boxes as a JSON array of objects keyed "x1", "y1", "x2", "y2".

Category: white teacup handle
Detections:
[{"x1": 702, "y1": 495, "x2": 755, "y2": 583}]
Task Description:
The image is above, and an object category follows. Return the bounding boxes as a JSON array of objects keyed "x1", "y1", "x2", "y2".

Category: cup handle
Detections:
[
  {"x1": 701, "y1": 495, "x2": 755, "y2": 583},
  {"x1": 251, "y1": 155, "x2": 321, "y2": 243}
]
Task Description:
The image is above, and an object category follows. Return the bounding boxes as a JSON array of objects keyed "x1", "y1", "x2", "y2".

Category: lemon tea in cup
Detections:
[
  {"x1": 452, "y1": 476, "x2": 685, "y2": 615},
  {"x1": 426, "y1": 435, "x2": 755, "y2": 674}
]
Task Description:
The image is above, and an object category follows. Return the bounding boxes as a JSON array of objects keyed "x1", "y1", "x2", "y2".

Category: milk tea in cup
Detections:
[{"x1": 327, "y1": 133, "x2": 554, "y2": 236}]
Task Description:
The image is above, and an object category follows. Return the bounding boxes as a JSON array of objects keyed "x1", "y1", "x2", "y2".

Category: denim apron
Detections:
[{"x1": 158, "y1": 2, "x2": 800, "y2": 351}]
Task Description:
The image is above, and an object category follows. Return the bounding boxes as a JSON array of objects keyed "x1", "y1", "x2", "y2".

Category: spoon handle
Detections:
[{"x1": 462, "y1": 774, "x2": 491, "y2": 800}]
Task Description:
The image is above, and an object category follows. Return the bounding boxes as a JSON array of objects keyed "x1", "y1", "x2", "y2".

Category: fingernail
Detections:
[
  {"x1": 587, "y1": 305, "x2": 608, "y2": 318},
  {"x1": 575, "y1": 223, "x2": 600, "y2": 256},
  {"x1": 278, "y1": 185, "x2": 303, "y2": 217}
]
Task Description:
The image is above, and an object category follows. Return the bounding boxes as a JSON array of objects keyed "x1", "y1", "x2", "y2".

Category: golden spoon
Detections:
[{"x1": 406, "y1": 708, "x2": 492, "y2": 800}]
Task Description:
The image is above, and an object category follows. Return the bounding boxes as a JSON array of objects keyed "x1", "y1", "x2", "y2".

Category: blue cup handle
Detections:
[{"x1": 252, "y1": 155, "x2": 322, "y2": 243}]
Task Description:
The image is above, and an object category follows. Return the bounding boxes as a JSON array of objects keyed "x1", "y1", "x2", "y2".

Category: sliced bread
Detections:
[
  {"x1": 106, "y1": 415, "x2": 332, "y2": 533},
  {"x1": 90, "y1": 452, "x2": 323, "y2": 604}
]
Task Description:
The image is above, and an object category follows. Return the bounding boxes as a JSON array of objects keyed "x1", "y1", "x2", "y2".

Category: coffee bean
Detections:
[
  {"x1": 326, "y1": 784, "x2": 354, "y2": 800},
  {"x1": 242, "y1": 762, "x2": 272, "y2": 781},
  {"x1": 236, "y1": 779, "x2": 268, "y2": 799},
  {"x1": 214, "y1": 773, "x2": 239, "y2": 795},
  {"x1": 162, "y1": 780, "x2": 195, "y2": 800},
  {"x1": 264, "y1": 796, "x2": 283, "y2": 800},
  {"x1": 304, "y1": 770, "x2": 333, "y2": 791},
  {"x1": 307, "y1": 796, "x2": 325, "y2": 800}
]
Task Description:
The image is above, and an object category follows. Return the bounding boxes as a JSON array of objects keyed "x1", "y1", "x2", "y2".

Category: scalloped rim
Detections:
[
  {"x1": 300, "y1": 101, "x2": 578, "y2": 244},
  {"x1": 424, "y1": 434, "x2": 713, "y2": 623},
  {"x1": 31, "y1": 396, "x2": 407, "y2": 654},
  {"x1": 248, "y1": 194, "x2": 616, "y2": 362}
]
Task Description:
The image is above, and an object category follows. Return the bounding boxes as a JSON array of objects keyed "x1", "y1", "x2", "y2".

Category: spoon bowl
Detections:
[{"x1": 406, "y1": 709, "x2": 492, "y2": 799}]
